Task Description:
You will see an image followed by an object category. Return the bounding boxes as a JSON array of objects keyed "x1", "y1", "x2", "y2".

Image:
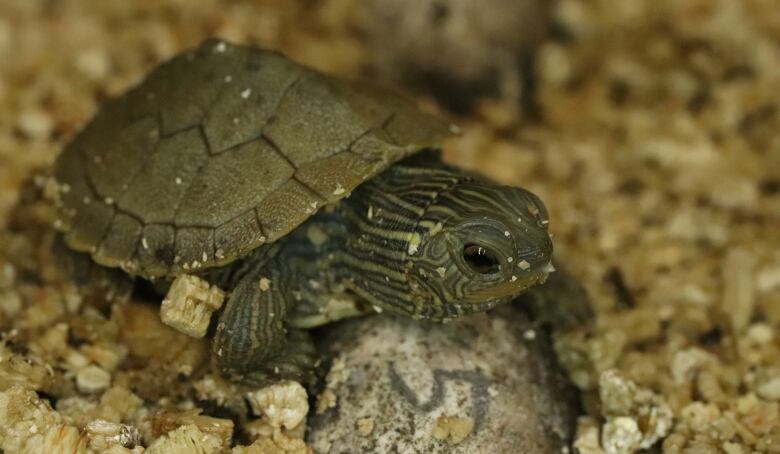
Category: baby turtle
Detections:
[{"x1": 52, "y1": 40, "x2": 554, "y2": 385}]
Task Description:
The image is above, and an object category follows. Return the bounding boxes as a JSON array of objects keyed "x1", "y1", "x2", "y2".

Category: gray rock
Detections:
[{"x1": 307, "y1": 301, "x2": 580, "y2": 453}]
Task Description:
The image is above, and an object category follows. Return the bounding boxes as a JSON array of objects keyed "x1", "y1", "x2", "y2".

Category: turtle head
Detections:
[{"x1": 405, "y1": 181, "x2": 554, "y2": 321}]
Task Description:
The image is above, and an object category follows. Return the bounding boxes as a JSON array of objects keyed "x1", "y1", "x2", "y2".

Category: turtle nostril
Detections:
[{"x1": 515, "y1": 234, "x2": 553, "y2": 269}]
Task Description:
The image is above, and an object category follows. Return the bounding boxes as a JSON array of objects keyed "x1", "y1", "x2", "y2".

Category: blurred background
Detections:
[{"x1": 1, "y1": 0, "x2": 779, "y2": 451}]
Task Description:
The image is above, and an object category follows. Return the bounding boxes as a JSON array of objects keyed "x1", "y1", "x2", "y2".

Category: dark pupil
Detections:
[{"x1": 463, "y1": 244, "x2": 500, "y2": 274}]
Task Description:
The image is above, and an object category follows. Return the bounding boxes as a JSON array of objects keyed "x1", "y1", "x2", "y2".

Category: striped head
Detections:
[{"x1": 404, "y1": 180, "x2": 554, "y2": 321}]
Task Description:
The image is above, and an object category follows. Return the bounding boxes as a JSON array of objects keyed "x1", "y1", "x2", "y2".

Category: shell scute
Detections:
[
  {"x1": 214, "y1": 210, "x2": 267, "y2": 266},
  {"x1": 117, "y1": 127, "x2": 209, "y2": 225},
  {"x1": 174, "y1": 138, "x2": 294, "y2": 228},
  {"x1": 202, "y1": 48, "x2": 303, "y2": 154}
]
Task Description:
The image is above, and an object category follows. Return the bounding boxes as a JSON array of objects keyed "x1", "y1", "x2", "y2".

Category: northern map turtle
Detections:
[{"x1": 52, "y1": 39, "x2": 554, "y2": 385}]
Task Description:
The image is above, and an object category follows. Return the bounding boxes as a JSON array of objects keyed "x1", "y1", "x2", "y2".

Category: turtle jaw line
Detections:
[
  {"x1": 448, "y1": 298, "x2": 502, "y2": 316},
  {"x1": 403, "y1": 255, "x2": 554, "y2": 322},
  {"x1": 461, "y1": 267, "x2": 552, "y2": 304},
  {"x1": 417, "y1": 273, "x2": 551, "y2": 322},
  {"x1": 419, "y1": 298, "x2": 503, "y2": 322}
]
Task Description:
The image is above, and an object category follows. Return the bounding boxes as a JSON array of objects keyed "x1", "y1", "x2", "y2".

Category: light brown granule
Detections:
[
  {"x1": 0, "y1": 343, "x2": 53, "y2": 391},
  {"x1": 160, "y1": 274, "x2": 225, "y2": 338},
  {"x1": 76, "y1": 364, "x2": 111, "y2": 394},
  {"x1": 16, "y1": 109, "x2": 54, "y2": 141},
  {"x1": 80, "y1": 343, "x2": 127, "y2": 372},
  {"x1": 232, "y1": 432, "x2": 311, "y2": 454},
  {"x1": 601, "y1": 417, "x2": 642, "y2": 454},
  {"x1": 241, "y1": 419, "x2": 311, "y2": 453},
  {"x1": 573, "y1": 417, "x2": 605, "y2": 454},
  {"x1": 669, "y1": 347, "x2": 718, "y2": 384},
  {"x1": 430, "y1": 415, "x2": 474, "y2": 444},
  {"x1": 151, "y1": 409, "x2": 234, "y2": 450},
  {"x1": 96, "y1": 386, "x2": 144, "y2": 423},
  {"x1": 355, "y1": 417, "x2": 375, "y2": 436},
  {"x1": 599, "y1": 370, "x2": 672, "y2": 451},
  {"x1": 722, "y1": 248, "x2": 756, "y2": 334},
  {"x1": 85, "y1": 419, "x2": 142, "y2": 451},
  {"x1": 0, "y1": 385, "x2": 87, "y2": 453},
  {"x1": 145, "y1": 424, "x2": 222, "y2": 454},
  {"x1": 56, "y1": 396, "x2": 98, "y2": 428},
  {"x1": 246, "y1": 381, "x2": 309, "y2": 430},
  {"x1": 316, "y1": 356, "x2": 348, "y2": 414}
]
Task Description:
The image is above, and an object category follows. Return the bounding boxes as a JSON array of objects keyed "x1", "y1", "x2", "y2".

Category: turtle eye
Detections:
[{"x1": 463, "y1": 244, "x2": 500, "y2": 275}]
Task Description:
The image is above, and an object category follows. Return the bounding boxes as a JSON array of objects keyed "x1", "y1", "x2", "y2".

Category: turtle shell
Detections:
[{"x1": 54, "y1": 39, "x2": 451, "y2": 278}]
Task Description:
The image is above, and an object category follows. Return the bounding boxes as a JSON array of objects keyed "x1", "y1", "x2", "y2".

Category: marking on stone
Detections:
[{"x1": 388, "y1": 363, "x2": 492, "y2": 432}]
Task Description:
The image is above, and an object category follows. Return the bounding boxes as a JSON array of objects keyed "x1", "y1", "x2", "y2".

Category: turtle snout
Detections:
[{"x1": 514, "y1": 231, "x2": 553, "y2": 272}]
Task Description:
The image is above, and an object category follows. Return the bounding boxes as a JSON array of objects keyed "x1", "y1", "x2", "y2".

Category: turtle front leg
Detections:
[{"x1": 212, "y1": 266, "x2": 316, "y2": 386}]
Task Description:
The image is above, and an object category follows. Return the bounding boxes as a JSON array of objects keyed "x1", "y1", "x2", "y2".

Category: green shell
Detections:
[{"x1": 54, "y1": 39, "x2": 451, "y2": 278}]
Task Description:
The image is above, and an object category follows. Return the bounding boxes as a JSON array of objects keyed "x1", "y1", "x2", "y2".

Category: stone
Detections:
[{"x1": 307, "y1": 301, "x2": 581, "y2": 452}]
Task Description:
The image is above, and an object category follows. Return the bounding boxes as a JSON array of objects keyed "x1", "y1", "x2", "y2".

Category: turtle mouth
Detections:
[
  {"x1": 426, "y1": 298, "x2": 503, "y2": 322},
  {"x1": 409, "y1": 262, "x2": 554, "y2": 322},
  {"x1": 462, "y1": 263, "x2": 553, "y2": 303}
]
